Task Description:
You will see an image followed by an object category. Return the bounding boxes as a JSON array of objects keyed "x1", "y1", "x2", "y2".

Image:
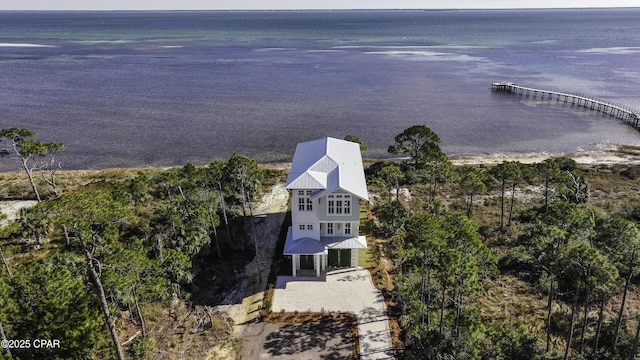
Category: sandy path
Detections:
[{"x1": 214, "y1": 183, "x2": 289, "y2": 338}]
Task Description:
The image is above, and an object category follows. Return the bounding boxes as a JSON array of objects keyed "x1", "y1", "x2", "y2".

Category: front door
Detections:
[
  {"x1": 328, "y1": 249, "x2": 351, "y2": 267},
  {"x1": 300, "y1": 255, "x2": 315, "y2": 270}
]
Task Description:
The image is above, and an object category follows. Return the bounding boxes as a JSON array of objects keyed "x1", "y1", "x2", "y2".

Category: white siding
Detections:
[
  {"x1": 320, "y1": 221, "x2": 358, "y2": 237},
  {"x1": 291, "y1": 189, "x2": 320, "y2": 240}
]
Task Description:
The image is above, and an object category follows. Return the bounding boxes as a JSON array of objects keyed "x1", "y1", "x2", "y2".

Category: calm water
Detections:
[{"x1": 1, "y1": 9, "x2": 640, "y2": 170}]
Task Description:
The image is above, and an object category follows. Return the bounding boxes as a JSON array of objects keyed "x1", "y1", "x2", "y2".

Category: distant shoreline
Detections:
[
  {"x1": 1, "y1": 143, "x2": 639, "y2": 176},
  {"x1": 2, "y1": 7, "x2": 639, "y2": 13},
  {"x1": 448, "y1": 143, "x2": 640, "y2": 166},
  {"x1": 238, "y1": 142, "x2": 635, "y2": 167},
  {"x1": 5, "y1": 139, "x2": 635, "y2": 179}
]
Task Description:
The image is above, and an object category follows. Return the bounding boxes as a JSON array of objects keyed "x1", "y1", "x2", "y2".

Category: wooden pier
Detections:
[{"x1": 491, "y1": 82, "x2": 640, "y2": 129}]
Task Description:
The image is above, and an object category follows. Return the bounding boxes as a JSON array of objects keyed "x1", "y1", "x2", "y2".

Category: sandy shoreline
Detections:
[
  {"x1": 448, "y1": 143, "x2": 640, "y2": 166},
  {"x1": 1, "y1": 144, "x2": 639, "y2": 179},
  {"x1": 4, "y1": 144, "x2": 637, "y2": 225},
  {"x1": 260, "y1": 144, "x2": 640, "y2": 170}
]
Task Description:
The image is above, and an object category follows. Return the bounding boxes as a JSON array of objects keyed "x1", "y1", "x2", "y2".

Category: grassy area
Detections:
[
  {"x1": 358, "y1": 247, "x2": 372, "y2": 268},
  {"x1": 0, "y1": 167, "x2": 159, "y2": 200}
]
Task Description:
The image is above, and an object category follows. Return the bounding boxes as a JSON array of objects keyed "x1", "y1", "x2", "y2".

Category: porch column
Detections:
[
  {"x1": 353, "y1": 248, "x2": 359, "y2": 269},
  {"x1": 315, "y1": 254, "x2": 320, "y2": 277},
  {"x1": 292, "y1": 255, "x2": 297, "y2": 277}
]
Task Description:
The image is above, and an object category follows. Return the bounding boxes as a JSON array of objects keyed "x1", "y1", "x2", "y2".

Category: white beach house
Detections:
[{"x1": 283, "y1": 137, "x2": 369, "y2": 277}]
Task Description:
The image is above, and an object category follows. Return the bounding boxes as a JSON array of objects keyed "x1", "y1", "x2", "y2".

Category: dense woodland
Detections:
[
  {"x1": 369, "y1": 125, "x2": 640, "y2": 360},
  {"x1": 0, "y1": 127, "x2": 284, "y2": 359},
  {"x1": 3, "y1": 126, "x2": 640, "y2": 359}
]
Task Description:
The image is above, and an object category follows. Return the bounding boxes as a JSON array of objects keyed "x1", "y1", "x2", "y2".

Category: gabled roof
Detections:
[
  {"x1": 322, "y1": 235, "x2": 368, "y2": 249},
  {"x1": 283, "y1": 228, "x2": 328, "y2": 255},
  {"x1": 285, "y1": 137, "x2": 369, "y2": 201},
  {"x1": 283, "y1": 227, "x2": 368, "y2": 255}
]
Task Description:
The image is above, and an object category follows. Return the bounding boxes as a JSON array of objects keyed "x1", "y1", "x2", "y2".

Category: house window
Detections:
[
  {"x1": 307, "y1": 224, "x2": 313, "y2": 230},
  {"x1": 327, "y1": 194, "x2": 351, "y2": 215},
  {"x1": 298, "y1": 190, "x2": 313, "y2": 211},
  {"x1": 345, "y1": 223, "x2": 352, "y2": 235},
  {"x1": 299, "y1": 224, "x2": 305, "y2": 230},
  {"x1": 327, "y1": 223, "x2": 334, "y2": 235}
]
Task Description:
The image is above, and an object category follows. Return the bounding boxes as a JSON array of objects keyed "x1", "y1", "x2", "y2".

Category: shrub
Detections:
[{"x1": 128, "y1": 335, "x2": 155, "y2": 360}]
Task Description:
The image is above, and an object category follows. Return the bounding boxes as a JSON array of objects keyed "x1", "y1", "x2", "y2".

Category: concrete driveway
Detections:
[
  {"x1": 241, "y1": 321, "x2": 354, "y2": 359},
  {"x1": 272, "y1": 268, "x2": 394, "y2": 359}
]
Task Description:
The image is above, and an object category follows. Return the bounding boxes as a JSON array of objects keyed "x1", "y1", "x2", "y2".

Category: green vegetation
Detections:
[
  {"x1": 366, "y1": 125, "x2": 640, "y2": 359},
  {"x1": 5, "y1": 124, "x2": 640, "y2": 360},
  {"x1": 344, "y1": 134, "x2": 369, "y2": 151},
  {"x1": 1, "y1": 128, "x2": 285, "y2": 359},
  {"x1": 0, "y1": 128, "x2": 65, "y2": 201}
]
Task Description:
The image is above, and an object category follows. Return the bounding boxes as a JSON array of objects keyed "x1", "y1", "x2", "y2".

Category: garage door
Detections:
[{"x1": 328, "y1": 249, "x2": 351, "y2": 268}]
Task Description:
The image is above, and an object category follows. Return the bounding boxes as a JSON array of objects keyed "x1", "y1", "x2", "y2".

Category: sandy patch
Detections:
[
  {"x1": 254, "y1": 184, "x2": 289, "y2": 215},
  {"x1": 214, "y1": 183, "x2": 290, "y2": 343},
  {"x1": 450, "y1": 144, "x2": 640, "y2": 166},
  {"x1": 451, "y1": 153, "x2": 554, "y2": 165},
  {"x1": 0, "y1": 200, "x2": 37, "y2": 226}
]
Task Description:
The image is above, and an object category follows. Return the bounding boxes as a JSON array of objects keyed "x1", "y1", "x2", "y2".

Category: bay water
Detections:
[{"x1": 1, "y1": 9, "x2": 640, "y2": 170}]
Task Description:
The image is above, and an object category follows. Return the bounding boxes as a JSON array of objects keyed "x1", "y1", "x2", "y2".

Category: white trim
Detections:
[
  {"x1": 327, "y1": 222, "x2": 334, "y2": 235},
  {"x1": 352, "y1": 248, "x2": 358, "y2": 268},
  {"x1": 327, "y1": 194, "x2": 352, "y2": 216},
  {"x1": 292, "y1": 255, "x2": 298, "y2": 277}
]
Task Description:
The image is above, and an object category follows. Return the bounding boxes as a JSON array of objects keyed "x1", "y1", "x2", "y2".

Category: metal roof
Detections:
[
  {"x1": 285, "y1": 137, "x2": 369, "y2": 201},
  {"x1": 283, "y1": 228, "x2": 327, "y2": 255},
  {"x1": 283, "y1": 227, "x2": 368, "y2": 255},
  {"x1": 322, "y1": 235, "x2": 367, "y2": 249}
]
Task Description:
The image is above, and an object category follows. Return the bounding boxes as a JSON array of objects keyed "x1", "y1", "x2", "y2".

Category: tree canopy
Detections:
[
  {"x1": 0, "y1": 127, "x2": 65, "y2": 201},
  {"x1": 344, "y1": 134, "x2": 368, "y2": 151},
  {"x1": 388, "y1": 125, "x2": 444, "y2": 169}
]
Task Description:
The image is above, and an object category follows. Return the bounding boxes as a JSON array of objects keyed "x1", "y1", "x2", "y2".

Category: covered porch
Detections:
[{"x1": 283, "y1": 226, "x2": 367, "y2": 277}]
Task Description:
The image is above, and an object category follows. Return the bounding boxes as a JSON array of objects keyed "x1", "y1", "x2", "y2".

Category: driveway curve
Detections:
[{"x1": 272, "y1": 268, "x2": 394, "y2": 359}]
